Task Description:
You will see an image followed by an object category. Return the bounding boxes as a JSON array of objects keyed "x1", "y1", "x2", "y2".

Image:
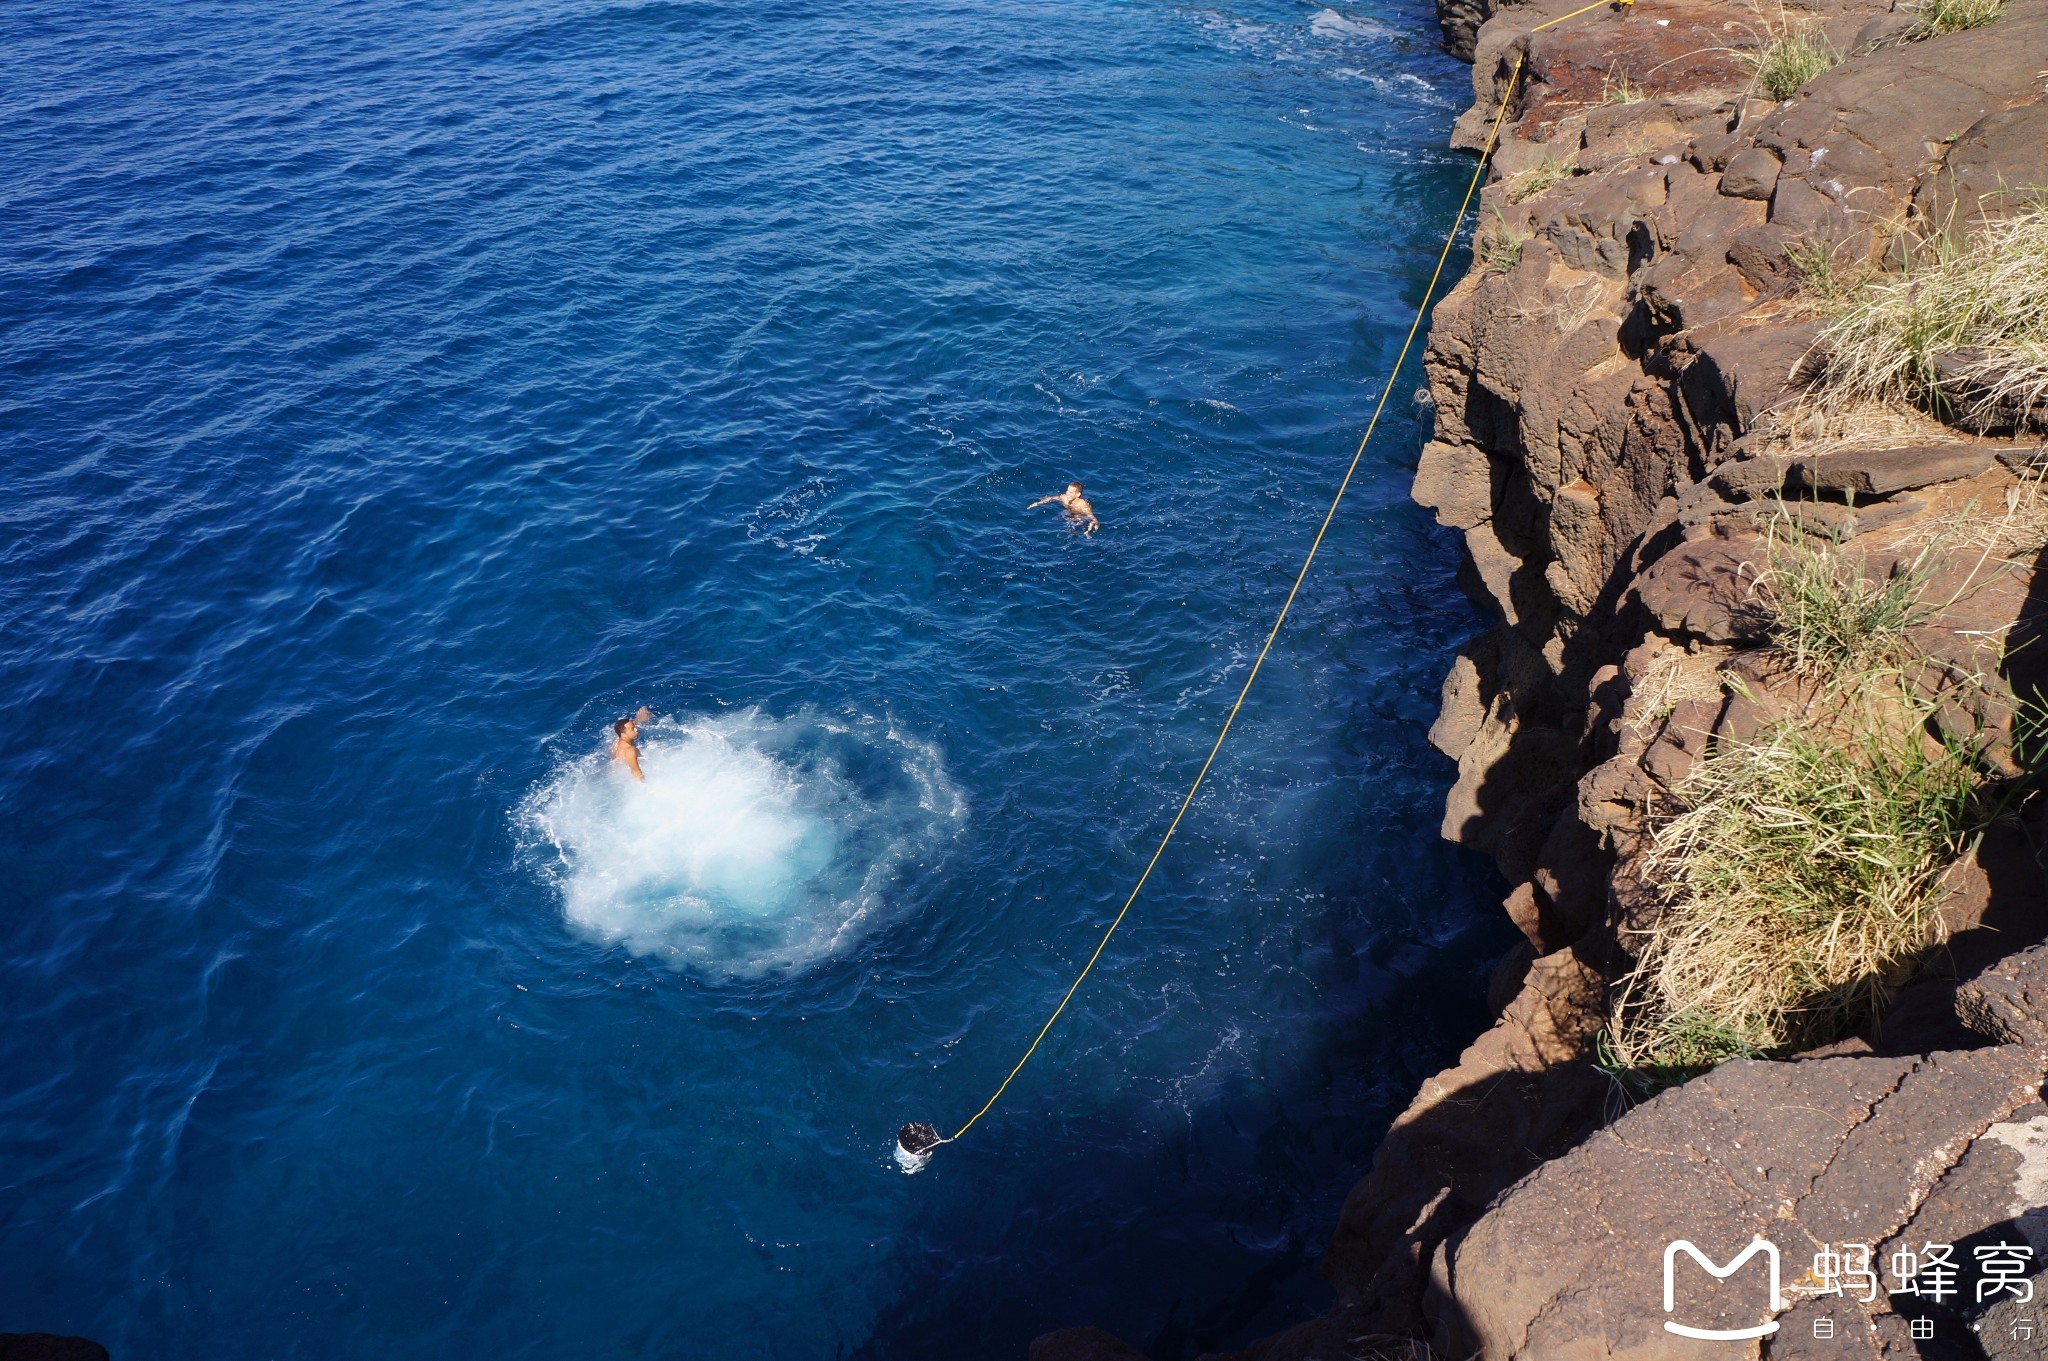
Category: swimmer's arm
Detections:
[
  {"x1": 623, "y1": 746, "x2": 644, "y2": 781},
  {"x1": 1027, "y1": 495, "x2": 1059, "y2": 509},
  {"x1": 1083, "y1": 511, "x2": 1100, "y2": 535}
]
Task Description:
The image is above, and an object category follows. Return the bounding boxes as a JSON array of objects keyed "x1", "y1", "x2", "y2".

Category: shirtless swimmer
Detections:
[
  {"x1": 1028, "y1": 481, "x2": 1100, "y2": 536},
  {"x1": 611, "y1": 716, "x2": 644, "y2": 781}
]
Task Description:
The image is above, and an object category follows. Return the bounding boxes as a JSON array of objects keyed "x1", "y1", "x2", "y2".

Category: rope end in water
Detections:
[{"x1": 895, "y1": 1121, "x2": 943, "y2": 1173}]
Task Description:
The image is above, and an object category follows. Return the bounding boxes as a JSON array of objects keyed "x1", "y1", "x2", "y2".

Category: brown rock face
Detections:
[
  {"x1": 1433, "y1": 1044, "x2": 2048, "y2": 1359},
  {"x1": 1789, "y1": 445, "x2": 1994, "y2": 497},
  {"x1": 1321, "y1": 944, "x2": 1612, "y2": 1334},
  {"x1": 1315, "y1": 0, "x2": 2048, "y2": 1353},
  {"x1": 1631, "y1": 531, "x2": 1770, "y2": 644},
  {"x1": 1719, "y1": 146, "x2": 1782, "y2": 202}
]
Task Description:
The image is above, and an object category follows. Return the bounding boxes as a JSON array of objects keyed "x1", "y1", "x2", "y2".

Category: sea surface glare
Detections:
[{"x1": 0, "y1": 0, "x2": 1514, "y2": 1356}]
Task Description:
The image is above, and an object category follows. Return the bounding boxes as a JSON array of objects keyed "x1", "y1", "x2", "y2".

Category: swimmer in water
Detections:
[
  {"x1": 611, "y1": 716, "x2": 644, "y2": 781},
  {"x1": 1028, "y1": 481, "x2": 1100, "y2": 536}
]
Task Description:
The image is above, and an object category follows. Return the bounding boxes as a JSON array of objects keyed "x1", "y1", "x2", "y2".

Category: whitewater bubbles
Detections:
[{"x1": 518, "y1": 709, "x2": 964, "y2": 976}]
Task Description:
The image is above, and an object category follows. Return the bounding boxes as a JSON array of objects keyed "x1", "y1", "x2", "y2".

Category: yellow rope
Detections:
[
  {"x1": 936, "y1": 11, "x2": 1574, "y2": 1148},
  {"x1": 1530, "y1": 0, "x2": 1627, "y2": 32}
]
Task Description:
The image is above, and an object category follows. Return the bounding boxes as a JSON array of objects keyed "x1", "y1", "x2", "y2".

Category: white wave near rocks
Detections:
[{"x1": 1309, "y1": 8, "x2": 1391, "y2": 41}]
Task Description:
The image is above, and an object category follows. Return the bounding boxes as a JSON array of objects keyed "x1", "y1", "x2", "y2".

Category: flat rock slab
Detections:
[
  {"x1": 1740, "y1": 493, "x2": 1926, "y2": 539},
  {"x1": 1789, "y1": 444, "x2": 1993, "y2": 496},
  {"x1": 1432, "y1": 1047, "x2": 2046, "y2": 1360}
]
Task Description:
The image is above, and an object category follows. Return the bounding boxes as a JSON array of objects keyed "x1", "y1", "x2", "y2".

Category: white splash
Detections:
[
  {"x1": 1309, "y1": 8, "x2": 1391, "y2": 41},
  {"x1": 519, "y1": 709, "x2": 964, "y2": 977}
]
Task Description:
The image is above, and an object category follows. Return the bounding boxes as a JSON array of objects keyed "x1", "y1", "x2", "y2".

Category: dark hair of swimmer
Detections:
[
  {"x1": 1069, "y1": 481, "x2": 1083, "y2": 493},
  {"x1": 613, "y1": 718, "x2": 631, "y2": 737}
]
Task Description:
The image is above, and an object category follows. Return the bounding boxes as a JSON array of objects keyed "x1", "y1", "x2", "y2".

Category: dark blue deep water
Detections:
[{"x1": 0, "y1": 1, "x2": 1513, "y2": 1356}]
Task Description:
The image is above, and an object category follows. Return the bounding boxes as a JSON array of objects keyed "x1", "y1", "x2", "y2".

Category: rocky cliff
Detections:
[
  {"x1": 1317, "y1": 0, "x2": 2048, "y2": 1352},
  {"x1": 1040, "y1": 0, "x2": 2048, "y2": 1355}
]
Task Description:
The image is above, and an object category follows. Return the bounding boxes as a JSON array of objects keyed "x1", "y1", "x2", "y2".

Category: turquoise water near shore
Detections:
[{"x1": 0, "y1": 0, "x2": 1513, "y2": 1355}]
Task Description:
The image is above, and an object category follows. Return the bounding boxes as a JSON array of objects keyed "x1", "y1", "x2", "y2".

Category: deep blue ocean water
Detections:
[{"x1": 0, "y1": 1, "x2": 1513, "y2": 1356}]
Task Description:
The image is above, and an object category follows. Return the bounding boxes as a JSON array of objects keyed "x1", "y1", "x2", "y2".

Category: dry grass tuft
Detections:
[
  {"x1": 1769, "y1": 395, "x2": 1967, "y2": 457},
  {"x1": 1476, "y1": 213, "x2": 1530, "y2": 274},
  {"x1": 1507, "y1": 154, "x2": 1577, "y2": 204},
  {"x1": 1786, "y1": 238, "x2": 1868, "y2": 306},
  {"x1": 1606, "y1": 517, "x2": 2005, "y2": 1081},
  {"x1": 1510, "y1": 277, "x2": 1609, "y2": 335},
  {"x1": 1757, "y1": 514, "x2": 1944, "y2": 679},
  {"x1": 1346, "y1": 1338, "x2": 1439, "y2": 1361},
  {"x1": 1814, "y1": 205, "x2": 2048, "y2": 430},
  {"x1": 1970, "y1": 462, "x2": 2048, "y2": 559},
  {"x1": 1888, "y1": 460, "x2": 2048, "y2": 564},
  {"x1": 1601, "y1": 70, "x2": 1648, "y2": 104},
  {"x1": 1739, "y1": 14, "x2": 1840, "y2": 100},
  {"x1": 1626, "y1": 646, "x2": 1728, "y2": 737},
  {"x1": 1610, "y1": 684, "x2": 1987, "y2": 1068},
  {"x1": 1909, "y1": 0, "x2": 2007, "y2": 36}
]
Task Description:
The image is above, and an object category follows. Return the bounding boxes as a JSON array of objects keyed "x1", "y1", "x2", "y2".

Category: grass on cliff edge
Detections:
[
  {"x1": 1477, "y1": 212, "x2": 1530, "y2": 273},
  {"x1": 1909, "y1": 0, "x2": 2007, "y2": 37},
  {"x1": 1607, "y1": 522, "x2": 2002, "y2": 1079},
  {"x1": 1610, "y1": 681, "x2": 1989, "y2": 1071},
  {"x1": 1760, "y1": 514, "x2": 1945, "y2": 680},
  {"x1": 1507, "y1": 154, "x2": 1576, "y2": 204},
  {"x1": 1816, "y1": 204, "x2": 2048, "y2": 430},
  {"x1": 1739, "y1": 14, "x2": 1840, "y2": 100}
]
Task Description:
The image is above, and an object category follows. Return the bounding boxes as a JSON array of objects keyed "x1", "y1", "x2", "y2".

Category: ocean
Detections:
[{"x1": 0, "y1": 0, "x2": 1512, "y2": 1355}]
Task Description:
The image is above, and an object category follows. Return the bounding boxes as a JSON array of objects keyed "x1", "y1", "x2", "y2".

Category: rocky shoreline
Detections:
[{"x1": 1040, "y1": 0, "x2": 2048, "y2": 1355}]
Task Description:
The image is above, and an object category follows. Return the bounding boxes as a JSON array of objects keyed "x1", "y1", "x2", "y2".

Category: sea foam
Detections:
[
  {"x1": 519, "y1": 709, "x2": 964, "y2": 976},
  {"x1": 1309, "y1": 8, "x2": 1390, "y2": 40}
]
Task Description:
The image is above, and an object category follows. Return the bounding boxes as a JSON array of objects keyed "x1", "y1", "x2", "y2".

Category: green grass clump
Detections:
[
  {"x1": 1910, "y1": 0, "x2": 2007, "y2": 36},
  {"x1": 1599, "y1": 1012, "x2": 1762, "y2": 1095},
  {"x1": 1744, "y1": 20, "x2": 1839, "y2": 100},
  {"x1": 1605, "y1": 519, "x2": 2000, "y2": 1080},
  {"x1": 1760, "y1": 518, "x2": 1942, "y2": 679},
  {"x1": 1476, "y1": 214, "x2": 1530, "y2": 273},
  {"x1": 1507, "y1": 155, "x2": 1576, "y2": 204},
  {"x1": 1601, "y1": 71, "x2": 1648, "y2": 104},
  {"x1": 1612, "y1": 688, "x2": 1987, "y2": 1065},
  {"x1": 1786, "y1": 238, "x2": 1863, "y2": 305},
  {"x1": 1815, "y1": 205, "x2": 2048, "y2": 429}
]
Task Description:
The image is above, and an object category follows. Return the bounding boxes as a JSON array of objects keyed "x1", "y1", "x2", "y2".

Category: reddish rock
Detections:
[
  {"x1": 1430, "y1": 1047, "x2": 2046, "y2": 1359},
  {"x1": 1322, "y1": 947, "x2": 1611, "y2": 1331},
  {"x1": 1632, "y1": 533, "x2": 1770, "y2": 643},
  {"x1": 1719, "y1": 146, "x2": 1782, "y2": 201},
  {"x1": 1789, "y1": 443, "x2": 1994, "y2": 496}
]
